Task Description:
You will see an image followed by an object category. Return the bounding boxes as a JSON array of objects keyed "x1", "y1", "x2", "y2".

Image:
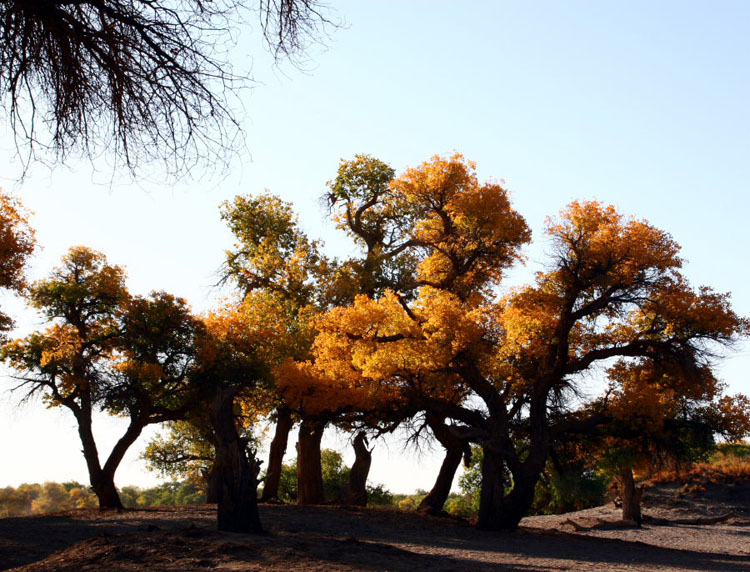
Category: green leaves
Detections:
[{"x1": 29, "y1": 246, "x2": 129, "y2": 328}]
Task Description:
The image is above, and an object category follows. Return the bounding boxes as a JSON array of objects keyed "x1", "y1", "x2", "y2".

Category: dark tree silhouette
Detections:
[{"x1": 0, "y1": 0, "x2": 333, "y2": 177}]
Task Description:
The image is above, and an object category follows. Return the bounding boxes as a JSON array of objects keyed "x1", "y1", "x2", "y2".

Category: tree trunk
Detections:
[
  {"x1": 97, "y1": 417, "x2": 146, "y2": 509},
  {"x1": 74, "y1": 404, "x2": 124, "y2": 510},
  {"x1": 203, "y1": 462, "x2": 221, "y2": 503},
  {"x1": 347, "y1": 432, "x2": 372, "y2": 506},
  {"x1": 90, "y1": 472, "x2": 124, "y2": 510},
  {"x1": 296, "y1": 418, "x2": 325, "y2": 505},
  {"x1": 210, "y1": 387, "x2": 263, "y2": 533},
  {"x1": 418, "y1": 415, "x2": 468, "y2": 514},
  {"x1": 620, "y1": 465, "x2": 643, "y2": 526},
  {"x1": 418, "y1": 447, "x2": 463, "y2": 514},
  {"x1": 477, "y1": 443, "x2": 507, "y2": 529},
  {"x1": 477, "y1": 443, "x2": 543, "y2": 530},
  {"x1": 476, "y1": 394, "x2": 552, "y2": 530},
  {"x1": 260, "y1": 407, "x2": 294, "y2": 501}
]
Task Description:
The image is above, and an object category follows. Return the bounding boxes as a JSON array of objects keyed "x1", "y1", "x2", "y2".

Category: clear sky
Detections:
[{"x1": 1, "y1": 0, "x2": 748, "y2": 494}]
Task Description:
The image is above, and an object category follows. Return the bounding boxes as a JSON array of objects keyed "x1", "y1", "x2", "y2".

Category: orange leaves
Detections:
[
  {"x1": 495, "y1": 287, "x2": 560, "y2": 358},
  {"x1": 714, "y1": 394, "x2": 750, "y2": 442},
  {"x1": 0, "y1": 191, "x2": 35, "y2": 293},
  {"x1": 605, "y1": 361, "x2": 681, "y2": 433},
  {"x1": 313, "y1": 289, "x2": 480, "y2": 382},
  {"x1": 274, "y1": 288, "x2": 485, "y2": 415},
  {"x1": 650, "y1": 281, "x2": 749, "y2": 342},
  {"x1": 254, "y1": 155, "x2": 749, "y2": 453},
  {"x1": 391, "y1": 154, "x2": 530, "y2": 295},
  {"x1": 545, "y1": 200, "x2": 681, "y2": 293},
  {"x1": 416, "y1": 287, "x2": 486, "y2": 364},
  {"x1": 0, "y1": 191, "x2": 35, "y2": 334},
  {"x1": 200, "y1": 293, "x2": 293, "y2": 369},
  {"x1": 278, "y1": 292, "x2": 416, "y2": 413},
  {"x1": 392, "y1": 153, "x2": 478, "y2": 210},
  {"x1": 38, "y1": 324, "x2": 84, "y2": 370}
]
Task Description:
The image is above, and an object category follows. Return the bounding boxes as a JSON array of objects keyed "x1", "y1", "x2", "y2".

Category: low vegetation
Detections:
[
  {"x1": 0, "y1": 481, "x2": 206, "y2": 517},
  {"x1": 6, "y1": 443, "x2": 746, "y2": 520}
]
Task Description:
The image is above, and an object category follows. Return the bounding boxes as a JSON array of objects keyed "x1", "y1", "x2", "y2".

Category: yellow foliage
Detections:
[
  {"x1": 0, "y1": 191, "x2": 35, "y2": 292},
  {"x1": 391, "y1": 153, "x2": 530, "y2": 295}
]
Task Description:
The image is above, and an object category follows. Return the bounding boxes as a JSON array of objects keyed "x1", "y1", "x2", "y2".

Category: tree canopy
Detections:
[
  {"x1": 0, "y1": 191, "x2": 34, "y2": 333},
  {"x1": 1, "y1": 247, "x2": 204, "y2": 508},
  {"x1": 280, "y1": 154, "x2": 749, "y2": 530},
  {"x1": 2, "y1": 152, "x2": 748, "y2": 538}
]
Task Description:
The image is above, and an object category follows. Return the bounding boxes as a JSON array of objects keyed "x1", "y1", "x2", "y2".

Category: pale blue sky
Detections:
[{"x1": 1, "y1": 1, "x2": 748, "y2": 493}]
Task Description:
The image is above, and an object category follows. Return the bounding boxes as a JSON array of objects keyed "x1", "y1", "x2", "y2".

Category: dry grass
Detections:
[{"x1": 651, "y1": 447, "x2": 750, "y2": 495}]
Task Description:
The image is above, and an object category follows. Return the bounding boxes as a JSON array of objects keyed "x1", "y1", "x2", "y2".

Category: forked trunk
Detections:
[
  {"x1": 477, "y1": 444, "x2": 543, "y2": 530},
  {"x1": 260, "y1": 407, "x2": 294, "y2": 501},
  {"x1": 620, "y1": 465, "x2": 643, "y2": 525},
  {"x1": 90, "y1": 473, "x2": 124, "y2": 510},
  {"x1": 418, "y1": 415, "x2": 467, "y2": 514},
  {"x1": 296, "y1": 418, "x2": 326, "y2": 504},
  {"x1": 211, "y1": 387, "x2": 263, "y2": 533},
  {"x1": 347, "y1": 432, "x2": 372, "y2": 506},
  {"x1": 76, "y1": 408, "x2": 123, "y2": 510}
]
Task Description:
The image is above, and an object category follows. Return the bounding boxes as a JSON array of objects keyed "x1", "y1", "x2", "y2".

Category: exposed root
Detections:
[
  {"x1": 642, "y1": 511, "x2": 736, "y2": 526},
  {"x1": 561, "y1": 518, "x2": 639, "y2": 531},
  {"x1": 562, "y1": 511, "x2": 742, "y2": 531}
]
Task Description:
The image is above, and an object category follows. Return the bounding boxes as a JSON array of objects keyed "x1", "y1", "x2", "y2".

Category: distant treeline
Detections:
[
  {"x1": 0, "y1": 481, "x2": 205, "y2": 517},
  {"x1": 4, "y1": 443, "x2": 747, "y2": 519}
]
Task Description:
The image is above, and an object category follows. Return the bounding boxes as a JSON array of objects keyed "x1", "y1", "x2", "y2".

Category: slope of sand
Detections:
[{"x1": 1, "y1": 484, "x2": 748, "y2": 572}]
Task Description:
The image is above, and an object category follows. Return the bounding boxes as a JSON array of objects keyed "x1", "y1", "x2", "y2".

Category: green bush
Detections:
[
  {"x1": 444, "y1": 494, "x2": 475, "y2": 518},
  {"x1": 365, "y1": 483, "x2": 393, "y2": 507},
  {"x1": 532, "y1": 465, "x2": 607, "y2": 514},
  {"x1": 712, "y1": 442, "x2": 750, "y2": 460}
]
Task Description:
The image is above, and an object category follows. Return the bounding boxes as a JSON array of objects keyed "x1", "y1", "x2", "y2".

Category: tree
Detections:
[
  {"x1": 0, "y1": 0, "x2": 333, "y2": 177},
  {"x1": 0, "y1": 191, "x2": 35, "y2": 333},
  {"x1": 416, "y1": 414, "x2": 472, "y2": 515},
  {"x1": 2, "y1": 247, "x2": 203, "y2": 508},
  {"x1": 277, "y1": 153, "x2": 529, "y2": 508},
  {"x1": 193, "y1": 293, "x2": 293, "y2": 533},
  {"x1": 146, "y1": 191, "x2": 326, "y2": 510},
  {"x1": 220, "y1": 193, "x2": 325, "y2": 503},
  {"x1": 291, "y1": 155, "x2": 749, "y2": 531},
  {"x1": 143, "y1": 419, "x2": 221, "y2": 501},
  {"x1": 590, "y1": 360, "x2": 750, "y2": 524},
  {"x1": 347, "y1": 431, "x2": 371, "y2": 506}
]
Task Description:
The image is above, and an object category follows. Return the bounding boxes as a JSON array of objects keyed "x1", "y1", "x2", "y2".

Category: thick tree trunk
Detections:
[
  {"x1": 260, "y1": 407, "x2": 294, "y2": 502},
  {"x1": 477, "y1": 443, "x2": 544, "y2": 530},
  {"x1": 418, "y1": 415, "x2": 468, "y2": 514},
  {"x1": 296, "y1": 418, "x2": 325, "y2": 505},
  {"x1": 347, "y1": 432, "x2": 372, "y2": 506},
  {"x1": 477, "y1": 443, "x2": 507, "y2": 529},
  {"x1": 620, "y1": 465, "x2": 643, "y2": 525},
  {"x1": 210, "y1": 387, "x2": 263, "y2": 533},
  {"x1": 476, "y1": 394, "x2": 552, "y2": 530},
  {"x1": 90, "y1": 472, "x2": 124, "y2": 510},
  {"x1": 203, "y1": 463, "x2": 221, "y2": 503}
]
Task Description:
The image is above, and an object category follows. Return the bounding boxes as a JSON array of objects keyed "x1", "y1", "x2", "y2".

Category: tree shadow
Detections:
[{"x1": 2, "y1": 505, "x2": 748, "y2": 572}]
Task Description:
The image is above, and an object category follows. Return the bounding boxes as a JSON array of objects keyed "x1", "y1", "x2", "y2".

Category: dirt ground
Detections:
[{"x1": 1, "y1": 484, "x2": 749, "y2": 572}]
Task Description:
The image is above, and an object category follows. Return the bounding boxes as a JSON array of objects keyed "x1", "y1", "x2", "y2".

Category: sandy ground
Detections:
[{"x1": 1, "y1": 484, "x2": 749, "y2": 572}]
